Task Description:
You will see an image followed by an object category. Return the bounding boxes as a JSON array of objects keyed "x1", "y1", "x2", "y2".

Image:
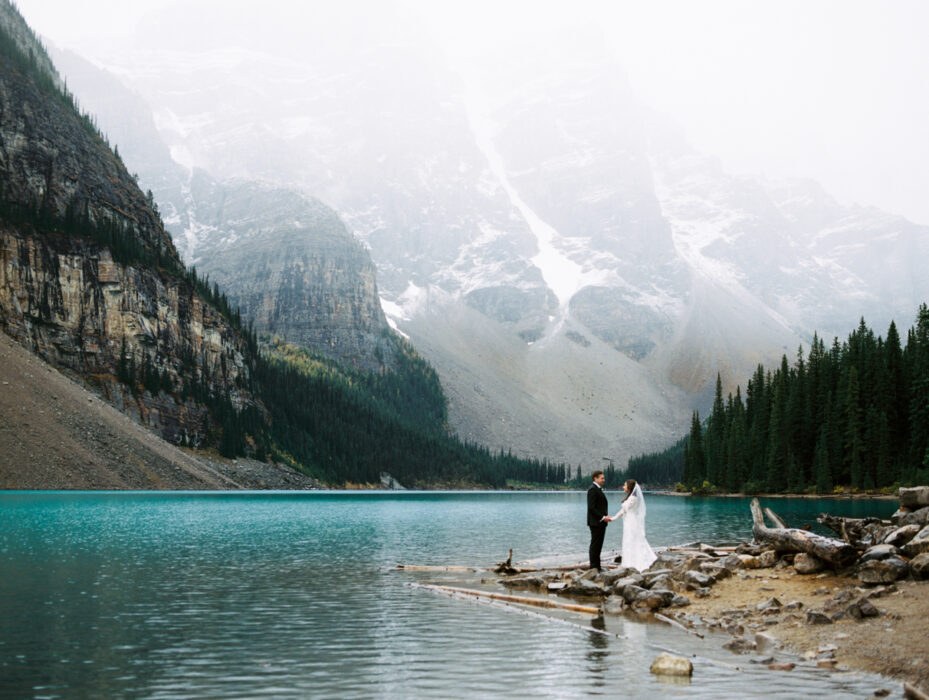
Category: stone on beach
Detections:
[
  {"x1": 649, "y1": 653, "x2": 693, "y2": 677},
  {"x1": 899, "y1": 487, "x2": 929, "y2": 509},
  {"x1": 858, "y1": 556, "x2": 909, "y2": 585},
  {"x1": 793, "y1": 553, "x2": 825, "y2": 574},
  {"x1": 902, "y1": 525, "x2": 929, "y2": 557}
]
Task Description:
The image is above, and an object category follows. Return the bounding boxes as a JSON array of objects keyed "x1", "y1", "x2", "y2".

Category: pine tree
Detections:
[
  {"x1": 746, "y1": 365, "x2": 769, "y2": 488},
  {"x1": 765, "y1": 367, "x2": 788, "y2": 493},
  {"x1": 844, "y1": 366, "x2": 864, "y2": 489},
  {"x1": 814, "y1": 424, "x2": 832, "y2": 494},
  {"x1": 725, "y1": 387, "x2": 748, "y2": 491},
  {"x1": 684, "y1": 411, "x2": 705, "y2": 488},
  {"x1": 705, "y1": 374, "x2": 726, "y2": 486},
  {"x1": 884, "y1": 320, "x2": 907, "y2": 478}
]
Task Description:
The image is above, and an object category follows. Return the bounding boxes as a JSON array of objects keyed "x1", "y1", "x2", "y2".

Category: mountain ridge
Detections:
[{"x1": 46, "y1": 9, "x2": 929, "y2": 466}]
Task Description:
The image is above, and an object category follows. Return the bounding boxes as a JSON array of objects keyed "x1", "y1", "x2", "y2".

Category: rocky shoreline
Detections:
[{"x1": 488, "y1": 487, "x2": 929, "y2": 694}]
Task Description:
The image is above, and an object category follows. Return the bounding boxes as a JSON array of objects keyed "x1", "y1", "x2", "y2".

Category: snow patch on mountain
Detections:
[{"x1": 460, "y1": 73, "x2": 583, "y2": 310}]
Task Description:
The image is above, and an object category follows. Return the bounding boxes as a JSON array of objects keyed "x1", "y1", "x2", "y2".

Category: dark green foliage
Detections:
[
  {"x1": 632, "y1": 305, "x2": 929, "y2": 492},
  {"x1": 250, "y1": 340, "x2": 572, "y2": 487},
  {"x1": 627, "y1": 436, "x2": 686, "y2": 488},
  {"x1": 0, "y1": 12, "x2": 114, "y2": 145}
]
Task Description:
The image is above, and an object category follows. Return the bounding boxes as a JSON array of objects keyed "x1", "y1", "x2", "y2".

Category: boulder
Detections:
[
  {"x1": 647, "y1": 588, "x2": 677, "y2": 607},
  {"x1": 860, "y1": 544, "x2": 901, "y2": 562},
  {"x1": 547, "y1": 581, "x2": 568, "y2": 592},
  {"x1": 793, "y1": 553, "x2": 825, "y2": 574},
  {"x1": 824, "y1": 589, "x2": 855, "y2": 611},
  {"x1": 838, "y1": 603, "x2": 863, "y2": 621},
  {"x1": 633, "y1": 590, "x2": 671, "y2": 610},
  {"x1": 909, "y1": 552, "x2": 929, "y2": 580},
  {"x1": 621, "y1": 584, "x2": 648, "y2": 603},
  {"x1": 754, "y1": 632, "x2": 779, "y2": 653},
  {"x1": 756, "y1": 597, "x2": 782, "y2": 613},
  {"x1": 610, "y1": 576, "x2": 644, "y2": 596},
  {"x1": 857, "y1": 597, "x2": 880, "y2": 618},
  {"x1": 684, "y1": 570, "x2": 713, "y2": 588},
  {"x1": 902, "y1": 525, "x2": 929, "y2": 556},
  {"x1": 899, "y1": 486, "x2": 929, "y2": 509},
  {"x1": 699, "y1": 563, "x2": 733, "y2": 582},
  {"x1": 602, "y1": 566, "x2": 638, "y2": 584},
  {"x1": 757, "y1": 550, "x2": 778, "y2": 568},
  {"x1": 649, "y1": 653, "x2": 693, "y2": 677},
  {"x1": 723, "y1": 637, "x2": 756, "y2": 654},
  {"x1": 881, "y1": 525, "x2": 921, "y2": 548},
  {"x1": 806, "y1": 610, "x2": 833, "y2": 625},
  {"x1": 858, "y1": 556, "x2": 909, "y2": 585},
  {"x1": 646, "y1": 574, "x2": 672, "y2": 590},
  {"x1": 671, "y1": 594, "x2": 691, "y2": 607},
  {"x1": 500, "y1": 576, "x2": 546, "y2": 589},
  {"x1": 721, "y1": 554, "x2": 745, "y2": 570},
  {"x1": 579, "y1": 568, "x2": 600, "y2": 581},
  {"x1": 565, "y1": 578, "x2": 607, "y2": 597},
  {"x1": 683, "y1": 555, "x2": 712, "y2": 571},
  {"x1": 643, "y1": 569, "x2": 673, "y2": 585}
]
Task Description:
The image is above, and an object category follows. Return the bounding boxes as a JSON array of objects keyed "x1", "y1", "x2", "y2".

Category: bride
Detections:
[{"x1": 605, "y1": 479, "x2": 656, "y2": 572}]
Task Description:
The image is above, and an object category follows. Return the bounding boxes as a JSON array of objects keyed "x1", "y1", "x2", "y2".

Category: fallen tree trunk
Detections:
[
  {"x1": 750, "y1": 498, "x2": 858, "y2": 568},
  {"x1": 413, "y1": 583, "x2": 600, "y2": 614},
  {"x1": 763, "y1": 507, "x2": 788, "y2": 529},
  {"x1": 817, "y1": 514, "x2": 888, "y2": 546}
]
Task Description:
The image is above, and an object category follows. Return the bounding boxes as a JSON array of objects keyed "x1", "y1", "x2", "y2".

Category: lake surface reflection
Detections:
[{"x1": 0, "y1": 491, "x2": 899, "y2": 698}]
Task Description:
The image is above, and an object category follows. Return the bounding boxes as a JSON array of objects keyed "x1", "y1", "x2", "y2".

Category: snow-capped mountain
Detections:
[{"x1": 52, "y1": 9, "x2": 929, "y2": 467}]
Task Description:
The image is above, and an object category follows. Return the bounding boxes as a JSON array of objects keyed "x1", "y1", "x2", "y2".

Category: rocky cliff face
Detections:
[
  {"x1": 49, "y1": 47, "x2": 400, "y2": 373},
  {"x1": 0, "y1": 4, "x2": 257, "y2": 447},
  {"x1": 172, "y1": 175, "x2": 396, "y2": 373}
]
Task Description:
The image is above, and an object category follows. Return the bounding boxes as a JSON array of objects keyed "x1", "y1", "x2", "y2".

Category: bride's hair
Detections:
[{"x1": 623, "y1": 479, "x2": 637, "y2": 501}]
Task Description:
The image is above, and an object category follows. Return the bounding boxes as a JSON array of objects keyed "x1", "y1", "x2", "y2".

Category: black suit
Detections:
[{"x1": 587, "y1": 483, "x2": 609, "y2": 571}]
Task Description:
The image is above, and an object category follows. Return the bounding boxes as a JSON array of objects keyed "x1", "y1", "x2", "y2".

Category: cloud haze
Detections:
[{"x1": 15, "y1": 0, "x2": 929, "y2": 225}]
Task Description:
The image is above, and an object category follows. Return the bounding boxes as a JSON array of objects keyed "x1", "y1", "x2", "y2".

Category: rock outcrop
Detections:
[
  {"x1": 177, "y1": 176, "x2": 397, "y2": 372},
  {"x1": 0, "y1": 4, "x2": 258, "y2": 447}
]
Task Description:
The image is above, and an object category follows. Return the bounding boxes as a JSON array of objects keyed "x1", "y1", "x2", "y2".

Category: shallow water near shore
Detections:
[{"x1": 0, "y1": 491, "x2": 900, "y2": 698}]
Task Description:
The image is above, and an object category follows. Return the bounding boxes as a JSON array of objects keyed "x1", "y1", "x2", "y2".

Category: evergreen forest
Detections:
[{"x1": 632, "y1": 306, "x2": 929, "y2": 493}]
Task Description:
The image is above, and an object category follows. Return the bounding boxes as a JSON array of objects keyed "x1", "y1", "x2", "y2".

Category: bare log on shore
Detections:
[
  {"x1": 413, "y1": 583, "x2": 601, "y2": 615},
  {"x1": 750, "y1": 498, "x2": 858, "y2": 568},
  {"x1": 816, "y1": 513, "x2": 888, "y2": 546},
  {"x1": 763, "y1": 507, "x2": 788, "y2": 529},
  {"x1": 396, "y1": 565, "x2": 485, "y2": 572},
  {"x1": 654, "y1": 612, "x2": 704, "y2": 638}
]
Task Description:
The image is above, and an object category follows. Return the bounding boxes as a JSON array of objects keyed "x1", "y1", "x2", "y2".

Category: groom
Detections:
[{"x1": 587, "y1": 470, "x2": 609, "y2": 572}]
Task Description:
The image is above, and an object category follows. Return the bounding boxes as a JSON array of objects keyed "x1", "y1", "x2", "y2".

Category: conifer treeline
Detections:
[
  {"x1": 250, "y1": 339, "x2": 575, "y2": 487},
  {"x1": 675, "y1": 306, "x2": 929, "y2": 493}
]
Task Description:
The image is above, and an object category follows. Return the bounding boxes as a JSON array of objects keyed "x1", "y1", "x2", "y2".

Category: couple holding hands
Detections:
[{"x1": 586, "y1": 471, "x2": 656, "y2": 572}]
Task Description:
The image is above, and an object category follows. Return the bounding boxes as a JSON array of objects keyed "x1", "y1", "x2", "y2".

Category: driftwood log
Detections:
[
  {"x1": 750, "y1": 498, "x2": 858, "y2": 568},
  {"x1": 817, "y1": 513, "x2": 887, "y2": 546},
  {"x1": 763, "y1": 506, "x2": 788, "y2": 530},
  {"x1": 414, "y1": 583, "x2": 600, "y2": 614}
]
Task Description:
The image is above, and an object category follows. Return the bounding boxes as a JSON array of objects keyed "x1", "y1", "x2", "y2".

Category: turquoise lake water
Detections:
[{"x1": 0, "y1": 491, "x2": 900, "y2": 698}]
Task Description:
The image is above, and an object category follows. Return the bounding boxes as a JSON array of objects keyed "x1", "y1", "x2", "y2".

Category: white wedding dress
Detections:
[{"x1": 612, "y1": 484, "x2": 657, "y2": 571}]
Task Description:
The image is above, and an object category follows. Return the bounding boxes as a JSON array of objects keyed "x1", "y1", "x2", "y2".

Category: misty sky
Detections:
[{"x1": 14, "y1": 0, "x2": 929, "y2": 226}]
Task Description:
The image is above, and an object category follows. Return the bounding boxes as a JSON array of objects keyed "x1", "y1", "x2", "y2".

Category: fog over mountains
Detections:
[{"x1": 48, "y1": 5, "x2": 929, "y2": 467}]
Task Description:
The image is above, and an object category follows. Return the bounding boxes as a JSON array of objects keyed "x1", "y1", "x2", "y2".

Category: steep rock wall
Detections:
[{"x1": 0, "y1": 5, "x2": 260, "y2": 446}]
